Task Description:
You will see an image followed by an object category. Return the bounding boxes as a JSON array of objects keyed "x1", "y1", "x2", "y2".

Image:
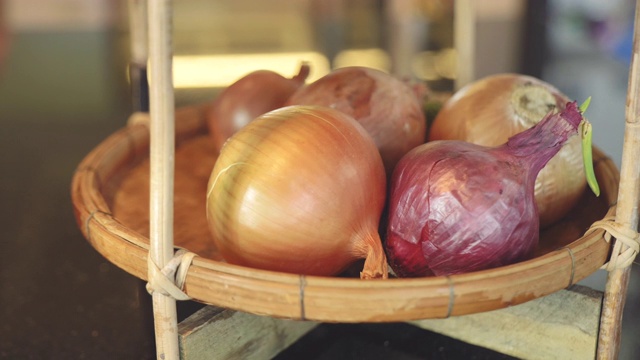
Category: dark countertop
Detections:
[{"x1": 0, "y1": 30, "x2": 153, "y2": 359}]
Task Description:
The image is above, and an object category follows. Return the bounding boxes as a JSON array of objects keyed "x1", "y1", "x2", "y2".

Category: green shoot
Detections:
[
  {"x1": 579, "y1": 100, "x2": 600, "y2": 197},
  {"x1": 579, "y1": 96, "x2": 592, "y2": 113}
]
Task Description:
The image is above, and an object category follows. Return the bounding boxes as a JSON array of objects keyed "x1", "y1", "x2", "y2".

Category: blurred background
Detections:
[{"x1": 1, "y1": 0, "x2": 639, "y2": 358}]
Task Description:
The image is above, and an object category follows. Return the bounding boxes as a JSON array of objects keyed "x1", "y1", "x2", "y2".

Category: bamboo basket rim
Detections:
[{"x1": 71, "y1": 104, "x2": 619, "y2": 322}]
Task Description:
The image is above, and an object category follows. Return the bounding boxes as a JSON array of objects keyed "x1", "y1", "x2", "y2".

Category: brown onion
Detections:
[
  {"x1": 206, "y1": 105, "x2": 388, "y2": 278},
  {"x1": 206, "y1": 63, "x2": 310, "y2": 152},
  {"x1": 286, "y1": 66, "x2": 426, "y2": 176},
  {"x1": 429, "y1": 74, "x2": 586, "y2": 227}
]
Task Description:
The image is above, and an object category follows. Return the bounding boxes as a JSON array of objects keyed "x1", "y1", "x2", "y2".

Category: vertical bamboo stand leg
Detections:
[
  {"x1": 598, "y1": 1, "x2": 640, "y2": 358},
  {"x1": 148, "y1": 1, "x2": 179, "y2": 359},
  {"x1": 454, "y1": 0, "x2": 475, "y2": 90},
  {"x1": 128, "y1": 0, "x2": 149, "y2": 112}
]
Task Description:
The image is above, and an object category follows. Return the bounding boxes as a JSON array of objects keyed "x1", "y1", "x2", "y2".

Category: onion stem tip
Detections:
[{"x1": 579, "y1": 96, "x2": 592, "y2": 114}]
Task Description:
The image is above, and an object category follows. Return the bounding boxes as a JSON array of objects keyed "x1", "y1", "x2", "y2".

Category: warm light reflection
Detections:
[
  {"x1": 434, "y1": 48, "x2": 457, "y2": 79},
  {"x1": 170, "y1": 48, "x2": 457, "y2": 88},
  {"x1": 411, "y1": 48, "x2": 458, "y2": 81},
  {"x1": 172, "y1": 52, "x2": 330, "y2": 88},
  {"x1": 333, "y1": 48, "x2": 391, "y2": 72},
  {"x1": 411, "y1": 51, "x2": 440, "y2": 81}
]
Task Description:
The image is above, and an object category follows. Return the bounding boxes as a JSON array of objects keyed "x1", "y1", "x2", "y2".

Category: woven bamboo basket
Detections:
[{"x1": 71, "y1": 102, "x2": 619, "y2": 322}]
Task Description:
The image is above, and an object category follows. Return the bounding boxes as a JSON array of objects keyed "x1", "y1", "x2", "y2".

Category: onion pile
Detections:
[
  {"x1": 286, "y1": 66, "x2": 426, "y2": 176},
  {"x1": 206, "y1": 105, "x2": 388, "y2": 278},
  {"x1": 429, "y1": 74, "x2": 586, "y2": 227},
  {"x1": 386, "y1": 101, "x2": 585, "y2": 277},
  {"x1": 206, "y1": 63, "x2": 310, "y2": 152}
]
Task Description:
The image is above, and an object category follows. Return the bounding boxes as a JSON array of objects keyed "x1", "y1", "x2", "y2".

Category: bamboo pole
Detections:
[
  {"x1": 597, "y1": 1, "x2": 640, "y2": 358},
  {"x1": 454, "y1": 0, "x2": 475, "y2": 90},
  {"x1": 129, "y1": 0, "x2": 148, "y2": 66},
  {"x1": 128, "y1": 0, "x2": 149, "y2": 112},
  {"x1": 148, "y1": 1, "x2": 179, "y2": 359}
]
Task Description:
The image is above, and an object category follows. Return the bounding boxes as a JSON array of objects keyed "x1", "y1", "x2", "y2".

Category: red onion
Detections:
[
  {"x1": 429, "y1": 74, "x2": 586, "y2": 228},
  {"x1": 286, "y1": 66, "x2": 426, "y2": 176},
  {"x1": 386, "y1": 101, "x2": 585, "y2": 277},
  {"x1": 206, "y1": 63, "x2": 310, "y2": 152}
]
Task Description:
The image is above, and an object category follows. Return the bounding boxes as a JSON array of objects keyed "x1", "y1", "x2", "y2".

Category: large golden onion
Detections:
[
  {"x1": 429, "y1": 74, "x2": 586, "y2": 227},
  {"x1": 206, "y1": 105, "x2": 388, "y2": 278}
]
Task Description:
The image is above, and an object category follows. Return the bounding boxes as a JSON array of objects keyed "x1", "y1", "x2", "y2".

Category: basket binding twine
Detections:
[
  {"x1": 587, "y1": 216, "x2": 640, "y2": 271},
  {"x1": 146, "y1": 249, "x2": 196, "y2": 301},
  {"x1": 127, "y1": 113, "x2": 198, "y2": 302}
]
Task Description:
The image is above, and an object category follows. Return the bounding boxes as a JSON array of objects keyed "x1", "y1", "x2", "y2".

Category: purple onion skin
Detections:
[{"x1": 386, "y1": 102, "x2": 584, "y2": 277}]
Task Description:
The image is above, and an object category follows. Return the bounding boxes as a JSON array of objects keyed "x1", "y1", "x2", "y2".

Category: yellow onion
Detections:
[
  {"x1": 429, "y1": 74, "x2": 586, "y2": 227},
  {"x1": 206, "y1": 105, "x2": 388, "y2": 278}
]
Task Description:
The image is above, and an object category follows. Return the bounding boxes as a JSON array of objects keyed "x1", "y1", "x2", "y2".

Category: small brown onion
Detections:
[
  {"x1": 429, "y1": 74, "x2": 586, "y2": 227},
  {"x1": 286, "y1": 66, "x2": 426, "y2": 176},
  {"x1": 206, "y1": 63, "x2": 310, "y2": 152},
  {"x1": 206, "y1": 105, "x2": 388, "y2": 278}
]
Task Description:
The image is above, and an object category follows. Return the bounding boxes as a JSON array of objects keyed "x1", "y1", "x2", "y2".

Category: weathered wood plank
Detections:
[
  {"x1": 178, "y1": 307, "x2": 318, "y2": 360},
  {"x1": 411, "y1": 285, "x2": 603, "y2": 360},
  {"x1": 180, "y1": 286, "x2": 601, "y2": 359}
]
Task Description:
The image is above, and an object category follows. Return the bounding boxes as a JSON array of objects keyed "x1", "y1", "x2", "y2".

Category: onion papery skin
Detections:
[
  {"x1": 286, "y1": 66, "x2": 426, "y2": 177},
  {"x1": 206, "y1": 64, "x2": 310, "y2": 152},
  {"x1": 429, "y1": 74, "x2": 586, "y2": 228},
  {"x1": 387, "y1": 102, "x2": 584, "y2": 277},
  {"x1": 206, "y1": 105, "x2": 388, "y2": 278}
]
